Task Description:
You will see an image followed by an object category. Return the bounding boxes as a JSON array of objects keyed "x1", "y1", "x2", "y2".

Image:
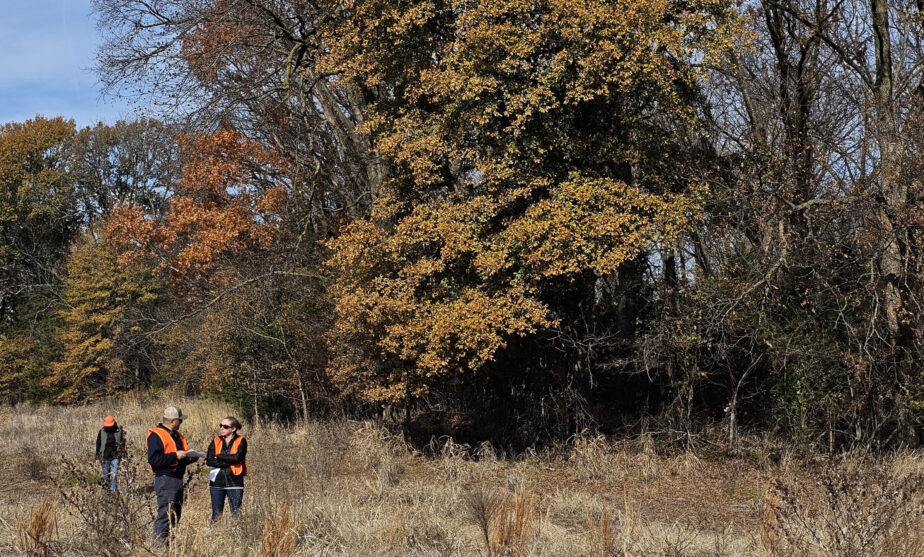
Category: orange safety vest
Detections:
[
  {"x1": 212, "y1": 435, "x2": 247, "y2": 477},
  {"x1": 147, "y1": 427, "x2": 189, "y2": 470}
]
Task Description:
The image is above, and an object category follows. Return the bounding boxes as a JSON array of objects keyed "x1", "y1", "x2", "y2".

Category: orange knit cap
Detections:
[{"x1": 103, "y1": 415, "x2": 115, "y2": 427}]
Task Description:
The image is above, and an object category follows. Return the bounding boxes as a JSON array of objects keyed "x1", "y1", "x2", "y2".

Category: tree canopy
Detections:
[{"x1": 1, "y1": 0, "x2": 923, "y2": 450}]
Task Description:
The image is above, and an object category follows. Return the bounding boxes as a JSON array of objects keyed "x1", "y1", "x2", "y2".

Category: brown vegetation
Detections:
[{"x1": 0, "y1": 397, "x2": 922, "y2": 556}]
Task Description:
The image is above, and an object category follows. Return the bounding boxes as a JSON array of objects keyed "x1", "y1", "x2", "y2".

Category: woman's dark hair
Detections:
[{"x1": 223, "y1": 416, "x2": 242, "y2": 431}]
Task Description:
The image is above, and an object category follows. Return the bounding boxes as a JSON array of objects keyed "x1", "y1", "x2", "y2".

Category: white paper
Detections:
[{"x1": 209, "y1": 467, "x2": 220, "y2": 481}]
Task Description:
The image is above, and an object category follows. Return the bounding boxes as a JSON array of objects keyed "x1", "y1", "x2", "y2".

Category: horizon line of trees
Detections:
[{"x1": 2, "y1": 0, "x2": 924, "y2": 451}]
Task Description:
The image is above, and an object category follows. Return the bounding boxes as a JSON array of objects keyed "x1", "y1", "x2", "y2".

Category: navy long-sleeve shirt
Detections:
[{"x1": 146, "y1": 424, "x2": 189, "y2": 478}]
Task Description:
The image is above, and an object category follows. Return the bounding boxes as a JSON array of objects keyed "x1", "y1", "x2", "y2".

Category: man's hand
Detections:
[{"x1": 175, "y1": 450, "x2": 188, "y2": 459}]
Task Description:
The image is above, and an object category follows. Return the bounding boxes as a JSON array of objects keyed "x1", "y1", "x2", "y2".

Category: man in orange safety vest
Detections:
[{"x1": 146, "y1": 405, "x2": 199, "y2": 542}]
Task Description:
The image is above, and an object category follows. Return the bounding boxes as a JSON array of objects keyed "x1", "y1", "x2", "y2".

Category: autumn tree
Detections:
[
  {"x1": 94, "y1": 0, "x2": 384, "y2": 228},
  {"x1": 108, "y1": 129, "x2": 288, "y2": 291},
  {"x1": 0, "y1": 335, "x2": 41, "y2": 404},
  {"x1": 106, "y1": 128, "x2": 332, "y2": 414},
  {"x1": 45, "y1": 230, "x2": 165, "y2": 402},
  {"x1": 320, "y1": 0, "x2": 738, "y2": 439},
  {"x1": 0, "y1": 116, "x2": 82, "y2": 327},
  {"x1": 93, "y1": 1, "x2": 367, "y2": 416},
  {"x1": 0, "y1": 117, "x2": 83, "y2": 404}
]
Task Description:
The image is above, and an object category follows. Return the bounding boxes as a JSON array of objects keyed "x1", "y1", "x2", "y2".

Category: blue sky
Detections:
[{"x1": 0, "y1": 1, "x2": 137, "y2": 128}]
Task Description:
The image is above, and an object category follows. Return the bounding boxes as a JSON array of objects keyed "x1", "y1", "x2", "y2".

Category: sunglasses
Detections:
[{"x1": 218, "y1": 424, "x2": 233, "y2": 429}]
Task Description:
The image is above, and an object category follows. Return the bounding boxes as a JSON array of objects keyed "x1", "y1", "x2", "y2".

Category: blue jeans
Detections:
[
  {"x1": 210, "y1": 486, "x2": 243, "y2": 520},
  {"x1": 100, "y1": 458, "x2": 119, "y2": 492}
]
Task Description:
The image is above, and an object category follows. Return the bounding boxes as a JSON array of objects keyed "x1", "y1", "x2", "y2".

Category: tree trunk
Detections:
[
  {"x1": 294, "y1": 365, "x2": 309, "y2": 423},
  {"x1": 871, "y1": 0, "x2": 907, "y2": 342}
]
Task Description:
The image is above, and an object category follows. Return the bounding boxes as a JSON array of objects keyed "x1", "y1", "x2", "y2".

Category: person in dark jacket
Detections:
[
  {"x1": 206, "y1": 416, "x2": 247, "y2": 520},
  {"x1": 96, "y1": 415, "x2": 126, "y2": 492},
  {"x1": 147, "y1": 406, "x2": 198, "y2": 542}
]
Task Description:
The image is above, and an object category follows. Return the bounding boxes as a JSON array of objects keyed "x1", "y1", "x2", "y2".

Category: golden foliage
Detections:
[
  {"x1": 325, "y1": 0, "x2": 736, "y2": 402},
  {"x1": 0, "y1": 116, "x2": 79, "y2": 266},
  {"x1": 328, "y1": 177, "x2": 701, "y2": 402},
  {"x1": 0, "y1": 334, "x2": 38, "y2": 404},
  {"x1": 45, "y1": 232, "x2": 163, "y2": 402},
  {"x1": 322, "y1": 0, "x2": 738, "y2": 187},
  {"x1": 0, "y1": 116, "x2": 76, "y2": 192}
]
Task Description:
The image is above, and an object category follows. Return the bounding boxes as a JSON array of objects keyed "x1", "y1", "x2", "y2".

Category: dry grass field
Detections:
[{"x1": 1, "y1": 396, "x2": 922, "y2": 556}]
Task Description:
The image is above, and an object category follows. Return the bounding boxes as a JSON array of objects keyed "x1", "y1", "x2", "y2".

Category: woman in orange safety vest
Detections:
[{"x1": 205, "y1": 416, "x2": 248, "y2": 520}]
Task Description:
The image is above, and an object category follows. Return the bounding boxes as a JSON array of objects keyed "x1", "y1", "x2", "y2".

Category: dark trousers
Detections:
[
  {"x1": 153, "y1": 475, "x2": 184, "y2": 541},
  {"x1": 210, "y1": 486, "x2": 243, "y2": 520}
]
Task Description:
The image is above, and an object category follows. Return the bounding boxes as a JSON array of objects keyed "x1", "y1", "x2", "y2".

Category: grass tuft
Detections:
[
  {"x1": 261, "y1": 502, "x2": 297, "y2": 557},
  {"x1": 15, "y1": 497, "x2": 57, "y2": 556}
]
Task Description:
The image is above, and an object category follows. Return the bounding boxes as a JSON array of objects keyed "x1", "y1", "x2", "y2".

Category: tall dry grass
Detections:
[
  {"x1": 0, "y1": 396, "x2": 922, "y2": 556},
  {"x1": 14, "y1": 497, "x2": 57, "y2": 556}
]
